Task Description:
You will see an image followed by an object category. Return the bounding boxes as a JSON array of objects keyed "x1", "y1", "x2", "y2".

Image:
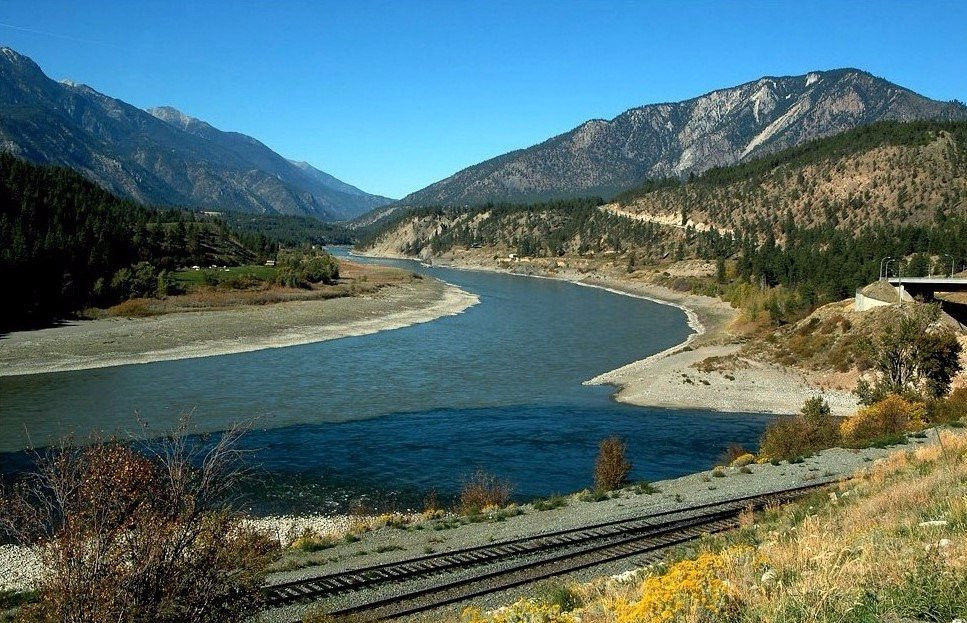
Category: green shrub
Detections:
[
  {"x1": 274, "y1": 249, "x2": 339, "y2": 288},
  {"x1": 632, "y1": 481, "x2": 658, "y2": 495},
  {"x1": 290, "y1": 529, "x2": 337, "y2": 552},
  {"x1": 759, "y1": 397, "x2": 840, "y2": 460},
  {"x1": 928, "y1": 387, "x2": 967, "y2": 424},
  {"x1": 532, "y1": 494, "x2": 567, "y2": 511},
  {"x1": 536, "y1": 581, "x2": 583, "y2": 612}
]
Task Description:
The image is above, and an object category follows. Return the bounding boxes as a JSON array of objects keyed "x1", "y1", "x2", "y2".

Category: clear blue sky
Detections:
[{"x1": 2, "y1": 1, "x2": 965, "y2": 198}]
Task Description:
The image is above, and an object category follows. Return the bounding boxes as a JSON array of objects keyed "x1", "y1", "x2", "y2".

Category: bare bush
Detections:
[
  {"x1": 458, "y1": 470, "x2": 512, "y2": 515},
  {"x1": 717, "y1": 442, "x2": 750, "y2": 467},
  {"x1": 594, "y1": 436, "x2": 632, "y2": 492},
  {"x1": 0, "y1": 419, "x2": 276, "y2": 623}
]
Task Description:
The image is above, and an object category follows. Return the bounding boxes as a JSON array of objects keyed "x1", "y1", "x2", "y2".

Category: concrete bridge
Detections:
[
  {"x1": 887, "y1": 277, "x2": 967, "y2": 325},
  {"x1": 886, "y1": 277, "x2": 967, "y2": 299}
]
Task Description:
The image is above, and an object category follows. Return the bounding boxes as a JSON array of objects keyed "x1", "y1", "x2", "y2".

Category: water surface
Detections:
[{"x1": 0, "y1": 250, "x2": 773, "y2": 510}]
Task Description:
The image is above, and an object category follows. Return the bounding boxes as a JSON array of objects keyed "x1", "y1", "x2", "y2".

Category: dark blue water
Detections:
[{"x1": 0, "y1": 249, "x2": 773, "y2": 512}]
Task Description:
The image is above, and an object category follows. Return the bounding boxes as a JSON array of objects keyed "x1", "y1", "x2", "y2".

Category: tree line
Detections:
[{"x1": 0, "y1": 153, "x2": 290, "y2": 330}]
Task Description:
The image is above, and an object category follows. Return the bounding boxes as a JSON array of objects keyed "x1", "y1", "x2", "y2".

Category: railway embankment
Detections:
[{"x1": 254, "y1": 428, "x2": 953, "y2": 622}]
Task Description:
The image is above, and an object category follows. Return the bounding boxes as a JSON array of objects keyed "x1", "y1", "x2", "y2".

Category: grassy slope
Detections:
[{"x1": 462, "y1": 429, "x2": 967, "y2": 623}]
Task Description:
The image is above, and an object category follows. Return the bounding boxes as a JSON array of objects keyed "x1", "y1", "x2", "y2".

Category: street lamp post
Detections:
[
  {"x1": 897, "y1": 262, "x2": 903, "y2": 305},
  {"x1": 879, "y1": 256, "x2": 893, "y2": 280}
]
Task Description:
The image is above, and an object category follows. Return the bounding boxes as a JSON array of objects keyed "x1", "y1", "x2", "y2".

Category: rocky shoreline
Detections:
[
  {"x1": 257, "y1": 431, "x2": 942, "y2": 622},
  {"x1": 3, "y1": 431, "x2": 944, "y2": 599}
]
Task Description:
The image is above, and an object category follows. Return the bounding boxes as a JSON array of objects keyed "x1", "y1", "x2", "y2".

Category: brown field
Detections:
[{"x1": 98, "y1": 260, "x2": 417, "y2": 318}]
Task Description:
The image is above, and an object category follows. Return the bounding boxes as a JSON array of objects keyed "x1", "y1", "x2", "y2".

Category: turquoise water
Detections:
[{"x1": 0, "y1": 250, "x2": 773, "y2": 511}]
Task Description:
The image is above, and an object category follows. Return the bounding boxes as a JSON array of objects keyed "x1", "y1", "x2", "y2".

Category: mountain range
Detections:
[
  {"x1": 3, "y1": 46, "x2": 965, "y2": 220},
  {"x1": 0, "y1": 47, "x2": 392, "y2": 220},
  {"x1": 398, "y1": 69, "x2": 967, "y2": 207},
  {"x1": 362, "y1": 121, "x2": 967, "y2": 263}
]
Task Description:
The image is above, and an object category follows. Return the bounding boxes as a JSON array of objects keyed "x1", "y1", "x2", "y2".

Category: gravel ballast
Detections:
[{"x1": 257, "y1": 431, "x2": 944, "y2": 621}]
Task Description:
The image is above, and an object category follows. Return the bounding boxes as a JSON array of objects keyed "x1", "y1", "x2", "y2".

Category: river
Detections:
[{"x1": 0, "y1": 250, "x2": 773, "y2": 512}]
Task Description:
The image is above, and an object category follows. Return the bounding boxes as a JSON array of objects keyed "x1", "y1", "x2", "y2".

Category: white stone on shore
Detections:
[
  {"x1": 242, "y1": 514, "x2": 361, "y2": 547},
  {"x1": 0, "y1": 544, "x2": 44, "y2": 592}
]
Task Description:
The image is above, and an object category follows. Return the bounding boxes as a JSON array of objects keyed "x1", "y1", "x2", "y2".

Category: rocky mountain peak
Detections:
[{"x1": 398, "y1": 68, "x2": 967, "y2": 206}]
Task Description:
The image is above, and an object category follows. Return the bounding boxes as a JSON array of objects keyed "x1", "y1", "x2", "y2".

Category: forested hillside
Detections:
[
  {"x1": 360, "y1": 121, "x2": 967, "y2": 304},
  {"x1": 0, "y1": 47, "x2": 391, "y2": 220},
  {"x1": 218, "y1": 212, "x2": 354, "y2": 249},
  {"x1": 0, "y1": 154, "x2": 260, "y2": 329},
  {"x1": 614, "y1": 121, "x2": 967, "y2": 234}
]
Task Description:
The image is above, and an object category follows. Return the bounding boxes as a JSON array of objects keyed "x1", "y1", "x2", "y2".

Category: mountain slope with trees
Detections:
[
  {"x1": 0, "y1": 153, "x2": 261, "y2": 330},
  {"x1": 613, "y1": 120, "x2": 967, "y2": 234},
  {"x1": 360, "y1": 121, "x2": 967, "y2": 303}
]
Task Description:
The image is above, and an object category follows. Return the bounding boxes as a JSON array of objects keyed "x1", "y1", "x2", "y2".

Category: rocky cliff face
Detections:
[
  {"x1": 400, "y1": 69, "x2": 967, "y2": 206},
  {"x1": 0, "y1": 47, "x2": 392, "y2": 220}
]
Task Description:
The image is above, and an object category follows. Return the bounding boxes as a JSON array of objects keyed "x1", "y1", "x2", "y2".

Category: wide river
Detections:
[{"x1": 0, "y1": 250, "x2": 774, "y2": 512}]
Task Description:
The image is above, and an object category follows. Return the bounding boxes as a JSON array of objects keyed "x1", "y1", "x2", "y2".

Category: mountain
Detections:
[
  {"x1": 0, "y1": 47, "x2": 392, "y2": 220},
  {"x1": 611, "y1": 120, "x2": 967, "y2": 234},
  {"x1": 399, "y1": 69, "x2": 967, "y2": 206},
  {"x1": 361, "y1": 121, "x2": 967, "y2": 265}
]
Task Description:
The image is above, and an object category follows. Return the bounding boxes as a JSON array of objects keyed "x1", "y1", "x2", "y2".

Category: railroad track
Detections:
[{"x1": 265, "y1": 480, "x2": 836, "y2": 621}]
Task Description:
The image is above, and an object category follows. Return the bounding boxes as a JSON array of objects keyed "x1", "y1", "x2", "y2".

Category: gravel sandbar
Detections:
[{"x1": 0, "y1": 279, "x2": 478, "y2": 377}]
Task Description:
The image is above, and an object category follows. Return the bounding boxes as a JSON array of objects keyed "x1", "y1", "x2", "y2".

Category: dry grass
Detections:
[
  {"x1": 744, "y1": 300, "x2": 898, "y2": 376},
  {"x1": 458, "y1": 471, "x2": 513, "y2": 515},
  {"x1": 462, "y1": 430, "x2": 967, "y2": 623}
]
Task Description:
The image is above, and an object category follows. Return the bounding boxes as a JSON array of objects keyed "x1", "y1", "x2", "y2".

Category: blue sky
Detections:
[{"x1": 2, "y1": 1, "x2": 965, "y2": 198}]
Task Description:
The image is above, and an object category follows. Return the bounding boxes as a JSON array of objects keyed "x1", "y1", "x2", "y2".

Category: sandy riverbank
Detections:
[
  {"x1": 0, "y1": 278, "x2": 478, "y2": 377},
  {"x1": 358, "y1": 248, "x2": 858, "y2": 416}
]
